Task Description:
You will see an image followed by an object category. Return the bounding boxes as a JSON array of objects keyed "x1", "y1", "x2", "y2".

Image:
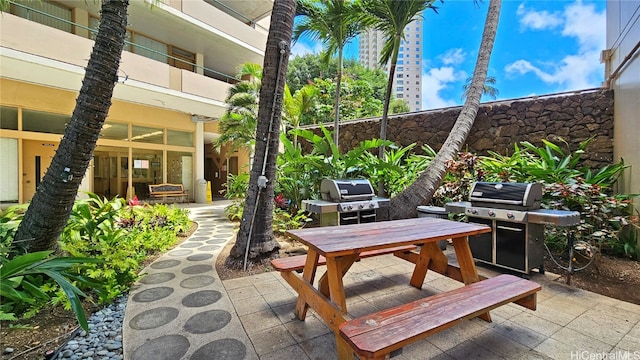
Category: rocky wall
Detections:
[{"x1": 303, "y1": 88, "x2": 614, "y2": 169}]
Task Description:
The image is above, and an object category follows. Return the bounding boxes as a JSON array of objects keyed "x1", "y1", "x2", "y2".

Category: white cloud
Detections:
[
  {"x1": 439, "y1": 48, "x2": 466, "y2": 65},
  {"x1": 506, "y1": 0, "x2": 605, "y2": 91},
  {"x1": 290, "y1": 41, "x2": 323, "y2": 58},
  {"x1": 516, "y1": 3, "x2": 563, "y2": 31},
  {"x1": 421, "y1": 66, "x2": 467, "y2": 110}
]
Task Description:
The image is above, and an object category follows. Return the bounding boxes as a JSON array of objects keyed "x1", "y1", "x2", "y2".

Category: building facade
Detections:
[
  {"x1": 604, "y1": 1, "x2": 639, "y2": 205},
  {"x1": 0, "y1": 0, "x2": 272, "y2": 206},
  {"x1": 358, "y1": 19, "x2": 423, "y2": 112}
]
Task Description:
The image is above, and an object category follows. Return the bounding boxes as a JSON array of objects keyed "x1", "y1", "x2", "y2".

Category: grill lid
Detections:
[
  {"x1": 320, "y1": 178, "x2": 375, "y2": 202},
  {"x1": 469, "y1": 182, "x2": 542, "y2": 210}
]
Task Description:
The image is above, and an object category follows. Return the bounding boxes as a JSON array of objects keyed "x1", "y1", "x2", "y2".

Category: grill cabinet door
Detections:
[
  {"x1": 468, "y1": 218, "x2": 493, "y2": 264},
  {"x1": 495, "y1": 221, "x2": 527, "y2": 272}
]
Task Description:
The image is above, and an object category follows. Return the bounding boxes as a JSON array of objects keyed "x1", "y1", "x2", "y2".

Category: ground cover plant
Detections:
[{"x1": 0, "y1": 193, "x2": 192, "y2": 329}]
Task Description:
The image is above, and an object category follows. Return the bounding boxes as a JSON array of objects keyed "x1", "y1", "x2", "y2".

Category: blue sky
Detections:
[{"x1": 290, "y1": 0, "x2": 606, "y2": 111}]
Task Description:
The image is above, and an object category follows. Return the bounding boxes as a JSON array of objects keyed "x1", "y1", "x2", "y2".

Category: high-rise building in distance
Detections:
[{"x1": 359, "y1": 19, "x2": 423, "y2": 112}]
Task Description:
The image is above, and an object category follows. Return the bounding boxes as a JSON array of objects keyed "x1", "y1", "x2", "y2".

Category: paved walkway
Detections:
[{"x1": 123, "y1": 203, "x2": 640, "y2": 360}]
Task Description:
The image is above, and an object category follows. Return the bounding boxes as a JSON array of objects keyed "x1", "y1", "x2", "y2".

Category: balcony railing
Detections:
[{"x1": 9, "y1": 1, "x2": 240, "y2": 84}]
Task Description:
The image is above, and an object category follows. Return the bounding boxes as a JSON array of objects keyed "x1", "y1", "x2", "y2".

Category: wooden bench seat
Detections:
[
  {"x1": 271, "y1": 245, "x2": 418, "y2": 272},
  {"x1": 339, "y1": 274, "x2": 541, "y2": 360},
  {"x1": 148, "y1": 183, "x2": 188, "y2": 203}
]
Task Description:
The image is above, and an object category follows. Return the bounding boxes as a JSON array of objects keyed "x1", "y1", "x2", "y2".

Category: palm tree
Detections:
[
  {"x1": 229, "y1": 0, "x2": 296, "y2": 267},
  {"x1": 358, "y1": 0, "x2": 438, "y2": 196},
  {"x1": 14, "y1": 0, "x2": 129, "y2": 252},
  {"x1": 293, "y1": 0, "x2": 362, "y2": 149},
  {"x1": 214, "y1": 63, "x2": 263, "y2": 155},
  {"x1": 283, "y1": 84, "x2": 320, "y2": 146},
  {"x1": 390, "y1": 0, "x2": 503, "y2": 219},
  {"x1": 462, "y1": 75, "x2": 499, "y2": 100}
]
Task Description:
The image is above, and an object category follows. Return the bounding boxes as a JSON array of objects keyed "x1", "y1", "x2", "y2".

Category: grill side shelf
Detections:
[{"x1": 527, "y1": 209, "x2": 581, "y2": 226}]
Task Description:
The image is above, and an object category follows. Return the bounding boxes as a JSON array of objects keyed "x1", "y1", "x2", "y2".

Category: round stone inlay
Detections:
[
  {"x1": 132, "y1": 287, "x2": 174, "y2": 303},
  {"x1": 138, "y1": 272, "x2": 175, "y2": 285},
  {"x1": 198, "y1": 245, "x2": 221, "y2": 252},
  {"x1": 150, "y1": 259, "x2": 181, "y2": 269},
  {"x1": 180, "y1": 242, "x2": 203, "y2": 248},
  {"x1": 168, "y1": 249, "x2": 192, "y2": 256},
  {"x1": 182, "y1": 290, "x2": 222, "y2": 307},
  {"x1": 184, "y1": 310, "x2": 231, "y2": 334},
  {"x1": 180, "y1": 275, "x2": 215, "y2": 289},
  {"x1": 182, "y1": 264, "x2": 213, "y2": 274},
  {"x1": 187, "y1": 236, "x2": 209, "y2": 242},
  {"x1": 129, "y1": 307, "x2": 179, "y2": 330},
  {"x1": 186, "y1": 254, "x2": 213, "y2": 261},
  {"x1": 213, "y1": 234, "x2": 232, "y2": 239},
  {"x1": 190, "y1": 338, "x2": 246, "y2": 360},
  {"x1": 130, "y1": 335, "x2": 189, "y2": 360},
  {"x1": 206, "y1": 239, "x2": 226, "y2": 244}
]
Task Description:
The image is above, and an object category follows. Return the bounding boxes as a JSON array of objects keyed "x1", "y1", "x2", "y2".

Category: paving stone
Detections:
[
  {"x1": 129, "y1": 307, "x2": 179, "y2": 330},
  {"x1": 130, "y1": 335, "x2": 189, "y2": 360},
  {"x1": 149, "y1": 259, "x2": 181, "y2": 269},
  {"x1": 180, "y1": 275, "x2": 216, "y2": 289},
  {"x1": 183, "y1": 310, "x2": 231, "y2": 334},
  {"x1": 131, "y1": 287, "x2": 174, "y2": 303},
  {"x1": 181, "y1": 264, "x2": 213, "y2": 274},
  {"x1": 182, "y1": 290, "x2": 222, "y2": 307},
  {"x1": 138, "y1": 272, "x2": 175, "y2": 285},
  {"x1": 186, "y1": 253, "x2": 213, "y2": 261},
  {"x1": 190, "y1": 338, "x2": 247, "y2": 360},
  {"x1": 167, "y1": 249, "x2": 192, "y2": 256}
]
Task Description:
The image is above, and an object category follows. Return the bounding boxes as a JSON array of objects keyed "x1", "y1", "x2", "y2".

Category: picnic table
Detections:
[{"x1": 274, "y1": 217, "x2": 541, "y2": 359}]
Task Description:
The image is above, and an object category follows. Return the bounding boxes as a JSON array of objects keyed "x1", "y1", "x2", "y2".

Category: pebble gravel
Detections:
[{"x1": 52, "y1": 295, "x2": 127, "y2": 360}]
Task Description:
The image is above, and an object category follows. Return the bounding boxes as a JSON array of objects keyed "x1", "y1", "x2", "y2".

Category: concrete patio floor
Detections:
[{"x1": 123, "y1": 203, "x2": 640, "y2": 360}]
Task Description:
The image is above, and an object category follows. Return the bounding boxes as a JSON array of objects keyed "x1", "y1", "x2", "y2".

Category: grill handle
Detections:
[
  {"x1": 469, "y1": 198, "x2": 523, "y2": 206},
  {"x1": 496, "y1": 225, "x2": 524, "y2": 232},
  {"x1": 339, "y1": 194, "x2": 373, "y2": 200}
]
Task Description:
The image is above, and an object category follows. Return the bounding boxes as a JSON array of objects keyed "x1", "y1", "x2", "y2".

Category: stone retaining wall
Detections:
[{"x1": 302, "y1": 88, "x2": 614, "y2": 169}]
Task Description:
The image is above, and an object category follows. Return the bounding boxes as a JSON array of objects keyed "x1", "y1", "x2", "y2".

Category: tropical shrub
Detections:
[
  {"x1": 0, "y1": 251, "x2": 102, "y2": 330},
  {"x1": 0, "y1": 204, "x2": 29, "y2": 264},
  {"x1": 59, "y1": 194, "x2": 191, "y2": 302}
]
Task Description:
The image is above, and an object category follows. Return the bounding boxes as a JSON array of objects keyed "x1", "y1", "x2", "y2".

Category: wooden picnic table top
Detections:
[{"x1": 286, "y1": 217, "x2": 491, "y2": 257}]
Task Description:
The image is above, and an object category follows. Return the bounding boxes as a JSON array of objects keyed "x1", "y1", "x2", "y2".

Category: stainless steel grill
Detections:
[
  {"x1": 446, "y1": 182, "x2": 580, "y2": 275},
  {"x1": 303, "y1": 179, "x2": 389, "y2": 226}
]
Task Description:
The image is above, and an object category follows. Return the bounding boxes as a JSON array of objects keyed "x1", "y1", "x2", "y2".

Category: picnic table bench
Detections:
[
  {"x1": 276, "y1": 217, "x2": 542, "y2": 360},
  {"x1": 148, "y1": 183, "x2": 188, "y2": 203}
]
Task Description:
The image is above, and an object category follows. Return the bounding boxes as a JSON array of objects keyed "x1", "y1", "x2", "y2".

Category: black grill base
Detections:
[{"x1": 468, "y1": 218, "x2": 545, "y2": 275}]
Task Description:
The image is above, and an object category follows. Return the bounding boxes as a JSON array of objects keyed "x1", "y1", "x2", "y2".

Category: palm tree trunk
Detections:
[
  {"x1": 333, "y1": 48, "x2": 343, "y2": 148},
  {"x1": 389, "y1": 0, "x2": 502, "y2": 219},
  {"x1": 15, "y1": 0, "x2": 129, "y2": 252},
  {"x1": 378, "y1": 35, "x2": 401, "y2": 197},
  {"x1": 230, "y1": 0, "x2": 296, "y2": 263}
]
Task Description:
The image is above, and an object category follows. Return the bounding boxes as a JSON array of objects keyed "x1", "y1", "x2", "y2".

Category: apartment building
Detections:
[
  {"x1": 605, "y1": 1, "x2": 640, "y2": 206},
  {"x1": 359, "y1": 19, "x2": 423, "y2": 112},
  {"x1": 0, "y1": 0, "x2": 272, "y2": 205}
]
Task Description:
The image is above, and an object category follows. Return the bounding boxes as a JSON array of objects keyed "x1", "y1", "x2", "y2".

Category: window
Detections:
[
  {"x1": 416, "y1": 95, "x2": 420, "y2": 98},
  {"x1": 167, "y1": 130, "x2": 194, "y2": 147},
  {"x1": 169, "y1": 46, "x2": 195, "y2": 72},
  {"x1": 397, "y1": 66, "x2": 404, "y2": 72},
  {"x1": 397, "y1": 94, "x2": 403, "y2": 98},
  {"x1": 130, "y1": 125, "x2": 164, "y2": 144},
  {"x1": 133, "y1": 34, "x2": 168, "y2": 63},
  {"x1": 22, "y1": 110, "x2": 69, "y2": 135},
  {"x1": 397, "y1": 60, "x2": 404, "y2": 65},
  {"x1": 0, "y1": 107, "x2": 18, "y2": 130},
  {"x1": 397, "y1": 80, "x2": 404, "y2": 85},
  {"x1": 416, "y1": 81, "x2": 419, "y2": 85},
  {"x1": 100, "y1": 122, "x2": 129, "y2": 141},
  {"x1": 397, "y1": 74, "x2": 403, "y2": 78},
  {"x1": 396, "y1": 87, "x2": 403, "y2": 92},
  {"x1": 11, "y1": 1, "x2": 72, "y2": 33}
]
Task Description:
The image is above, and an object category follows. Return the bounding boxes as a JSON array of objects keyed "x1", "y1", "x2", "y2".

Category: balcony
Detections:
[{"x1": 0, "y1": 13, "x2": 231, "y2": 118}]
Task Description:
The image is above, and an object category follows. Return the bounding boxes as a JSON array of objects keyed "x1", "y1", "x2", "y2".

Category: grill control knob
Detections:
[
  {"x1": 359, "y1": 204, "x2": 365, "y2": 209},
  {"x1": 507, "y1": 212, "x2": 515, "y2": 219},
  {"x1": 369, "y1": 203, "x2": 375, "y2": 209},
  {"x1": 488, "y1": 210, "x2": 496, "y2": 217},
  {"x1": 347, "y1": 205, "x2": 353, "y2": 210},
  {"x1": 470, "y1": 209, "x2": 478, "y2": 215}
]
